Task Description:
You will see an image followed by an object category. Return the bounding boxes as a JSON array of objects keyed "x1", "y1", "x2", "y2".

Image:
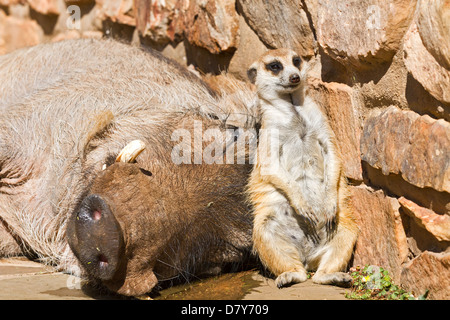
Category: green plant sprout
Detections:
[{"x1": 345, "y1": 265, "x2": 429, "y2": 300}]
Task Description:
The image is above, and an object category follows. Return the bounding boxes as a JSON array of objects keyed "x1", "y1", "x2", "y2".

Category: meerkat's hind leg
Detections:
[
  {"x1": 311, "y1": 206, "x2": 358, "y2": 288},
  {"x1": 276, "y1": 269, "x2": 308, "y2": 288},
  {"x1": 252, "y1": 202, "x2": 309, "y2": 288}
]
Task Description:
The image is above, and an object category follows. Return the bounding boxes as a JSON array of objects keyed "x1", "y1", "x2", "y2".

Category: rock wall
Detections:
[{"x1": 0, "y1": 0, "x2": 448, "y2": 299}]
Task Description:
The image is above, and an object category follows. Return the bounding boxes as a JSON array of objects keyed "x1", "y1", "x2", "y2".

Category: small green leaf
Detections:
[{"x1": 418, "y1": 290, "x2": 429, "y2": 300}]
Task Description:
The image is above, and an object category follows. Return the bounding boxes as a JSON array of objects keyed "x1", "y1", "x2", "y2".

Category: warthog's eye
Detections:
[
  {"x1": 102, "y1": 154, "x2": 117, "y2": 170},
  {"x1": 293, "y1": 56, "x2": 302, "y2": 68},
  {"x1": 266, "y1": 61, "x2": 283, "y2": 74}
]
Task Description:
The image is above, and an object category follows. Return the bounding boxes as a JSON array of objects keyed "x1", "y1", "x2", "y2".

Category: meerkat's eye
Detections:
[
  {"x1": 266, "y1": 61, "x2": 283, "y2": 73},
  {"x1": 293, "y1": 56, "x2": 302, "y2": 68}
]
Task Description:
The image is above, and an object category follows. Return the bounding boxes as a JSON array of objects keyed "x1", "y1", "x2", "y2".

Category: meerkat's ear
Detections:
[{"x1": 247, "y1": 64, "x2": 258, "y2": 84}]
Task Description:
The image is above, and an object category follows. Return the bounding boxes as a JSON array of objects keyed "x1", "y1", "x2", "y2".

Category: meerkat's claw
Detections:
[{"x1": 292, "y1": 203, "x2": 318, "y2": 226}]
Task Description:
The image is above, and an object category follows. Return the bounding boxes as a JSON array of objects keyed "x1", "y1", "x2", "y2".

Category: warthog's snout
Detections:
[{"x1": 68, "y1": 194, "x2": 125, "y2": 281}]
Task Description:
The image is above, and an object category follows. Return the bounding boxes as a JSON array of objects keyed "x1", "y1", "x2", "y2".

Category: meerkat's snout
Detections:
[{"x1": 289, "y1": 74, "x2": 300, "y2": 84}]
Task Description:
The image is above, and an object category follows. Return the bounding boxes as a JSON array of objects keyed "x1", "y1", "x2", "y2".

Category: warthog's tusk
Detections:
[{"x1": 116, "y1": 140, "x2": 146, "y2": 163}]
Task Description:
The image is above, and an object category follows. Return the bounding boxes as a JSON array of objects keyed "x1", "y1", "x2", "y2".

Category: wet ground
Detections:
[{"x1": 0, "y1": 257, "x2": 348, "y2": 300}]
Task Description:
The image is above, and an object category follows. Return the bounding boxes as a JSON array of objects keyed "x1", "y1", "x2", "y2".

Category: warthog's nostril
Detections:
[
  {"x1": 98, "y1": 254, "x2": 109, "y2": 268},
  {"x1": 93, "y1": 210, "x2": 101, "y2": 221}
]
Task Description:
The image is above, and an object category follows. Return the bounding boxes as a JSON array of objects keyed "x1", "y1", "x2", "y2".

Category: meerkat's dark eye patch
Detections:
[
  {"x1": 293, "y1": 56, "x2": 302, "y2": 68},
  {"x1": 266, "y1": 61, "x2": 283, "y2": 74}
]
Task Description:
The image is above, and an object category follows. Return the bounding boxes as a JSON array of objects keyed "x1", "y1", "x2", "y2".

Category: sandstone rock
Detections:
[
  {"x1": 65, "y1": 0, "x2": 95, "y2": 4},
  {"x1": 181, "y1": 0, "x2": 239, "y2": 54},
  {"x1": 8, "y1": 3, "x2": 32, "y2": 20},
  {"x1": 361, "y1": 106, "x2": 450, "y2": 193},
  {"x1": 399, "y1": 202, "x2": 450, "y2": 261},
  {"x1": 404, "y1": 22, "x2": 450, "y2": 104},
  {"x1": 237, "y1": 0, "x2": 316, "y2": 58},
  {"x1": 417, "y1": 0, "x2": 450, "y2": 71},
  {"x1": 228, "y1": 14, "x2": 267, "y2": 80},
  {"x1": 393, "y1": 201, "x2": 410, "y2": 265},
  {"x1": 400, "y1": 251, "x2": 450, "y2": 300},
  {"x1": 28, "y1": 0, "x2": 60, "y2": 15},
  {"x1": 160, "y1": 41, "x2": 188, "y2": 67},
  {"x1": 51, "y1": 30, "x2": 103, "y2": 42},
  {"x1": 406, "y1": 73, "x2": 450, "y2": 123},
  {"x1": 399, "y1": 197, "x2": 450, "y2": 242},
  {"x1": 0, "y1": 11, "x2": 43, "y2": 55},
  {"x1": 307, "y1": 79, "x2": 363, "y2": 181},
  {"x1": 359, "y1": 49, "x2": 409, "y2": 110},
  {"x1": 51, "y1": 30, "x2": 81, "y2": 42},
  {"x1": 316, "y1": 0, "x2": 416, "y2": 69},
  {"x1": 135, "y1": 0, "x2": 183, "y2": 43},
  {"x1": 96, "y1": 0, "x2": 135, "y2": 26},
  {"x1": 81, "y1": 30, "x2": 103, "y2": 39},
  {"x1": 135, "y1": 0, "x2": 239, "y2": 52},
  {"x1": 183, "y1": 39, "x2": 234, "y2": 75},
  {"x1": 350, "y1": 185, "x2": 407, "y2": 282},
  {"x1": 0, "y1": 0, "x2": 20, "y2": 5}
]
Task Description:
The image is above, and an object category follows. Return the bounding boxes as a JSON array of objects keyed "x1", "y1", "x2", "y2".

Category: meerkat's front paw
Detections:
[
  {"x1": 323, "y1": 199, "x2": 338, "y2": 233},
  {"x1": 292, "y1": 203, "x2": 317, "y2": 226},
  {"x1": 323, "y1": 197, "x2": 338, "y2": 217},
  {"x1": 275, "y1": 270, "x2": 308, "y2": 288}
]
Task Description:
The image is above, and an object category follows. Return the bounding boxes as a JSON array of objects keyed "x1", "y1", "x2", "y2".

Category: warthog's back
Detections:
[{"x1": 0, "y1": 39, "x2": 215, "y2": 110}]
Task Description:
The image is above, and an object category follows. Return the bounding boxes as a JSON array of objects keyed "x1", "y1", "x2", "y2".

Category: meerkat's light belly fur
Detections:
[
  {"x1": 281, "y1": 108, "x2": 328, "y2": 209},
  {"x1": 263, "y1": 101, "x2": 332, "y2": 219}
]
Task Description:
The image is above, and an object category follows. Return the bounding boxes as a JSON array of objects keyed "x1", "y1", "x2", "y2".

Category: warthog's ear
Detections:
[
  {"x1": 115, "y1": 140, "x2": 146, "y2": 163},
  {"x1": 247, "y1": 63, "x2": 258, "y2": 84}
]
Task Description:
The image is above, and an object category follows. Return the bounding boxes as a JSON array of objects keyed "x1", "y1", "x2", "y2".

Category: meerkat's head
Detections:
[{"x1": 247, "y1": 49, "x2": 306, "y2": 101}]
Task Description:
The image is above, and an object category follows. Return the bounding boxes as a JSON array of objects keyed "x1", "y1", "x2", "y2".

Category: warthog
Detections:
[{"x1": 0, "y1": 39, "x2": 258, "y2": 296}]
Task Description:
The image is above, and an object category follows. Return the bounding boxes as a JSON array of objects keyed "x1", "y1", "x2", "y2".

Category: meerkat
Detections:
[{"x1": 247, "y1": 49, "x2": 358, "y2": 288}]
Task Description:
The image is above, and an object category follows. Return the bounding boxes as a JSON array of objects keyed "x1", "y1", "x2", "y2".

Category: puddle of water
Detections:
[
  {"x1": 37, "y1": 270, "x2": 262, "y2": 300},
  {"x1": 42, "y1": 287, "x2": 91, "y2": 299},
  {"x1": 152, "y1": 270, "x2": 262, "y2": 300}
]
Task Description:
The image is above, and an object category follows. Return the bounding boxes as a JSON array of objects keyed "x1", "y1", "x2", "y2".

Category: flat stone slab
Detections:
[
  {"x1": 0, "y1": 257, "x2": 93, "y2": 300},
  {"x1": 0, "y1": 258, "x2": 349, "y2": 300},
  {"x1": 243, "y1": 273, "x2": 348, "y2": 300},
  {"x1": 0, "y1": 273, "x2": 93, "y2": 300}
]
